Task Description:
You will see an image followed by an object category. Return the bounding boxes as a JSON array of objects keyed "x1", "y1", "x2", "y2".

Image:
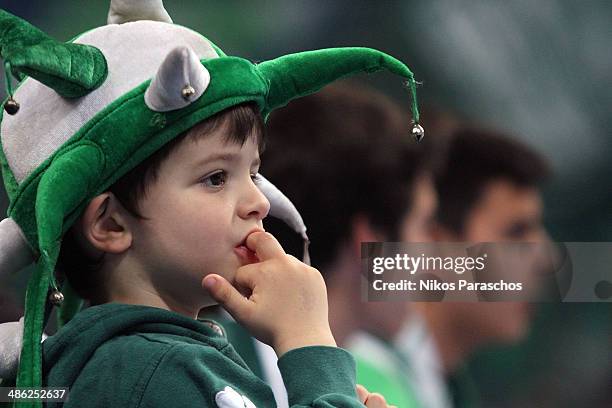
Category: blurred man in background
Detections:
[{"x1": 395, "y1": 126, "x2": 551, "y2": 408}]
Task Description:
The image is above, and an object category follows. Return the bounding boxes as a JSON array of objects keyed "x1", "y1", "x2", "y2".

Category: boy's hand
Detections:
[
  {"x1": 203, "y1": 231, "x2": 336, "y2": 356},
  {"x1": 357, "y1": 385, "x2": 397, "y2": 408}
]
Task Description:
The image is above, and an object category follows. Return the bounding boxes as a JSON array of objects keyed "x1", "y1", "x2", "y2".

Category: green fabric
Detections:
[
  {"x1": 16, "y1": 144, "x2": 106, "y2": 405},
  {"x1": 14, "y1": 263, "x2": 48, "y2": 408},
  {"x1": 279, "y1": 346, "x2": 358, "y2": 407},
  {"x1": 0, "y1": 10, "x2": 107, "y2": 98},
  {"x1": 258, "y1": 47, "x2": 419, "y2": 122},
  {"x1": 42, "y1": 303, "x2": 362, "y2": 407},
  {"x1": 218, "y1": 318, "x2": 265, "y2": 380}
]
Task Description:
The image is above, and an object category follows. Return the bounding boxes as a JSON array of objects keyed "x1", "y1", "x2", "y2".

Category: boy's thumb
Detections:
[
  {"x1": 202, "y1": 274, "x2": 250, "y2": 321},
  {"x1": 356, "y1": 385, "x2": 369, "y2": 404}
]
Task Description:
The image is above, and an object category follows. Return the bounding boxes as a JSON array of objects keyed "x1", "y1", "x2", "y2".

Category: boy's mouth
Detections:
[
  {"x1": 233, "y1": 244, "x2": 258, "y2": 265},
  {"x1": 234, "y1": 230, "x2": 261, "y2": 265}
]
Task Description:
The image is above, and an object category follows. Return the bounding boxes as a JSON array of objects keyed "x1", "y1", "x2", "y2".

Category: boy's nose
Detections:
[{"x1": 238, "y1": 179, "x2": 270, "y2": 221}]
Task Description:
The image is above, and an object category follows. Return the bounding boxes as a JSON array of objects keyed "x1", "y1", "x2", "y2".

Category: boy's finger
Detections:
[
  {"x1": 364, "y1": 393, "x2": 387, "y2": 408},
  {"x1": 245, "y1": 231, "x2": 285, "y2": 261},
  {"x1": 356, "y1": 384, "x2": 369, "y2": 403},
  {"x1": 233, "y1": 264, "x2": 260, "y2": 289},
  {"x1": 202, "y1": 274, "x2": 251, "y2": 321}
]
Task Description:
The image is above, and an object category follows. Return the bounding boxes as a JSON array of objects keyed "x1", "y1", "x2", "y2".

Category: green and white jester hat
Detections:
[{"x1": 0, "y1": 0, "x2": 423, "y2": 398}]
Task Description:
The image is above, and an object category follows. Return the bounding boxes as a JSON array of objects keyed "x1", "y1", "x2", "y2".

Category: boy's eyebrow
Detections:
[{"x1": 193, "y1": 153, "x2": 261, "y2": 168}]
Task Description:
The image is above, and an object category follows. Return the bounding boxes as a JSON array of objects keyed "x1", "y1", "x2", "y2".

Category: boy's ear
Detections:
[{"x1": 79, "y1": 192, "x2": 133, "y2": 254}]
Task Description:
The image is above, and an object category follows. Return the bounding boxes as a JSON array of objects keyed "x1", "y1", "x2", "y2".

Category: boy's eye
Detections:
[{"x1": 201, "y1": 171, "x2": 227, "y2": 188}]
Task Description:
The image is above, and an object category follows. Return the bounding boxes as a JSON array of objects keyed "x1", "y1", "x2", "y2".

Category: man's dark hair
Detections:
[
  {"x1": 57, "y1": 102, "x2": 264, "y2": 302},
  {"x1": 434, "y1": 126, "x2": 550, "y2": 234},
  {"x1": 261, "y1": 82, "x2": 429, "y2": 273}
]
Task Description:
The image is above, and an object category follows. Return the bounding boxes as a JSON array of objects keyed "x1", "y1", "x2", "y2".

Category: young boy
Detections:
[{"x1": 0, "y1": 1, "x2": 423, "y2": 407}]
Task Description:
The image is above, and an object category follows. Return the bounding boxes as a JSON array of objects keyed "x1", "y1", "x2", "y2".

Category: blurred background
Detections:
[{"x1": 0, "y1": 1, "x2": 610, "y2": 406}]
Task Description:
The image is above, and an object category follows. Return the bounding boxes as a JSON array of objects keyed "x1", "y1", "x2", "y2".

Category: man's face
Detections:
[
  {"x1": 129, "y1": 123, "x2": 269, "y2": 310},
  {"x1": 453, "y1": 179, "x2": 546, "y2": 342},
  {"x1": 463, "y1": 179, "x2": 545, "y2": 242}
]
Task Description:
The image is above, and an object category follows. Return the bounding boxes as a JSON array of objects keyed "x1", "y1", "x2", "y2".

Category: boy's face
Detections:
[{"x1": 129, "y1": 123, "x2": 269, "y2": 311}]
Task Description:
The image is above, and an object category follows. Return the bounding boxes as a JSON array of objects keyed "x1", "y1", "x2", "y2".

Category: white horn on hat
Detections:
[
  {"x1": 108, "y1": 0, "x2": 173, "y2": 24},
  {"x1": 144, "y1": 46, "x2": 211, "y2": 112},
  {"x1": 256, "y1": 174, "x2": 311, "y2": 265}
]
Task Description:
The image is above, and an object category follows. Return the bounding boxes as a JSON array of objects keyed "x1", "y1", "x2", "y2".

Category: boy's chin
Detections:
[{"x1": 197, "y1": 275, "x2": 252, "y2": 311}]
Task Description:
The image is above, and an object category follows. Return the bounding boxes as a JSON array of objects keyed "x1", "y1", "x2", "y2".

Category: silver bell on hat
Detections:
[
  {"x1": 411, "y1": 123, "x2": 425, "y2": 142},
  {"x1": 181, "y1": 85, "x2": 196, "y2": 100},
  {"x1": 49, "y1": 290, "x2": 64, "y2": 306}
]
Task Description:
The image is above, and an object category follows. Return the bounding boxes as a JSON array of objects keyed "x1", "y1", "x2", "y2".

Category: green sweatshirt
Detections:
[{"x1": 42, "y1": 303, "x2": 361, "y2": 407}]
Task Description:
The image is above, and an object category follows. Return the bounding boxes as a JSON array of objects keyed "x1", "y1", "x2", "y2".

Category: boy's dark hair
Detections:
[
  {"x1": 261, "y1": 82, "x2": 430, "y2": 273},
  {"x1": 58, "y1": 103, "x2": 264, "y2": 302},
  {"x1": 434, "y1": 126, "x2": 550, "y2": 234}
]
